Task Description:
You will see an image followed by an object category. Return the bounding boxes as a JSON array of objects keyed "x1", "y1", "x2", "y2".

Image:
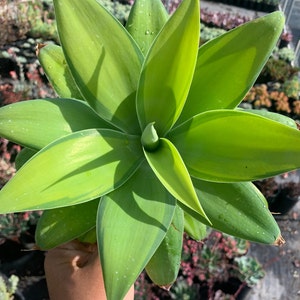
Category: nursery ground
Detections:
[
  {"x1": 244, "y1": 200, "x2": 300, "y2": 300},
  {"x1": 201, "y1": 0, "x2": 300, "y2": 66}
]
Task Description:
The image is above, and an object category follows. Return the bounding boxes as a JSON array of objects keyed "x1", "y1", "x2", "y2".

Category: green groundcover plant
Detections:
[{"x1": 0, "y1": 0, "x2": 300, "y2": 299}]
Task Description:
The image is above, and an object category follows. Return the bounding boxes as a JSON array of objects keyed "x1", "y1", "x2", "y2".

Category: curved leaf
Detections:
[
  {"x1": 169, "y1": 110, "x2": 300, "y2": 182},
  {"x1": 97, "y1": 163, "x2": 176, "y2": 300},
  {"x1": 54, "y1": 0, "x2": 143, "y2": 134},
  {"x1": 77, "y1": 227, "x2": 97, "y2": 244},
  {"x1": 184, "y1": 211, "x2": 207, "y2": 241},
  {"x1": 15, "y1": 148, "x2": 36, "y2": 170},
  {"x1": 178, "y1": 11, "x2": 285, "y2": 123},
  {"x1": 238, "y1": 108, "x2": 298, "y2": 129},
  {"x1": 136, "y1": 0, "x2": 199, "y2": 136},
  {"x1": 37, "y1": 43, "x2": 83, "y2": 99},
  {"x1": 187, "y1": 179, "x2": 281, "y2": 244},
  {"x1": 145, "y1": 205, "x2": 184, "y2": 289},
  {"x1": 144, "y1": 138, "x2": 209, "y2": 222},
  {"x1": 36, "y1": 198, "x2": 100, "y2": 250},
  {"x1": 0, "y1": 99, "x2": 111, "y2": 150},
  {"x1": 0, "y1": 129, "x2": 144, "y2": 213},
  {"x1": 126, "y1": 0, "x2": 168, "y2": 56}
]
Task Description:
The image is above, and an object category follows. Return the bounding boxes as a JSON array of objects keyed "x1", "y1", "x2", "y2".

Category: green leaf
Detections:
[
  {"x1": 36, "y1": 199, "x2": 99, "y2": 250},
  {"x1": 0, "y1": 99, "x2": 111, "y2": 150},
  {"x1": 141, "y1": 122, "x2": 160, "y2": 151},
  {"x1": 15, "y1": 148, "x2": 36, "y2": 170},
  {"x1": 77, "y1": 227, "x2": 97, "y2": 244},
  {"x1": 178, "y1": 11, "x2": 285, "y2": 123},
  {"x1": 184, "y1": 211, "x2": 207, "y2": 241},
  {"x1": 143, "y1": 138, "x2": 209, "y2": 222},
  {"x1": 136, "y1": 0, "x2": 199, "y2": 136},
  {"x1": 54, "y1": 0, "x2": 143, "y2": 134},
  {"x1": 145, "y1": 205, "x2": 184, "y2": 289},
  {"x1": 190, "y1": 179, "x2": 281, "y2": 244},
  {"x1": 238, "y1": 108, "x2": 298, "y2": 129},
  {"x1": 169, "y1": 109, "x2": 300, "y2": 182},
  {"x1": 126, "y1": 0, "x2": 168, "y2": 56},
  {"x1": 97, "y1": 163, "x2": 176, "y2": 300},
  {"x1": 0, "y1": 129, "x2": 144, "y2": 213},
  {"x1": 37, "y1": 44, "x2": 83, "y2": 99}
]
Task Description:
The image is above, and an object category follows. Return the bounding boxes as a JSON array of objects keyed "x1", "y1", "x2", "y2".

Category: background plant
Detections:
[
  {"x1": 0, "y1": 0, "x2": 30, "y2": 46},
  {"x1": 243, "y1": 82, "x2": 300, "y2": 120},
  {"x1": 134, "y1": 232, "x2": 264, "y2": 299},
  {"x1": 274, "y1": 46, "x2": 296, "y2": 63},
  {"x1": 199, "y1": 7, "x2": 293, "y2": 46},
  {"x1": 258, "y1": 57, "x2": 299, "y2": 83},
  {"x1": 98, "y1": 0, "x2": 132, "y2": 25},
  {"x1": 0, "y1": 0, "x2": 58, "y2": 45},
  {"x1": 0, "y1": 211, "x2": 41, "y2": 244},
  {"x1": 200, "y1": 8, "x2": 251, "y2": 30},
  {"x1": 0, "y1": 40, "x2": 56, "y2": 107},
  {"x1": 200, "y1": 24, "x2": 227, "y2": 44},
  {"x1": 283, "y1": 76, "x2": 300, "y2": 99},
  {"x1": 0, "y1": 274, "x2": 19, "y2": 300},
  {"x1": 0, "y1": 138, "x2": 20, "y2": 186}
]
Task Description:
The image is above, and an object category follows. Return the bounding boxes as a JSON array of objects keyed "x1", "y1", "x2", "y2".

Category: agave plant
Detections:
[{"x1": 0, "y1": 0, "x2": 300, "y2": 299}]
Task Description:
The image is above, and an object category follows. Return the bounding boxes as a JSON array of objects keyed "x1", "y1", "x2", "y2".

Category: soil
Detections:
[{"x1": 244, "y1": 201, "x2": 300, "y2": 300}]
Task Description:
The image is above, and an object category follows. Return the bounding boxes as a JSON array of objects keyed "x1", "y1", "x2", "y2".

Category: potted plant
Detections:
[
  {"x1": 0, "y1": 274, "x2": 19, "y2": 300},
  {"x1": 0, "y1": 0, "x2": 299, "y2": 299}
]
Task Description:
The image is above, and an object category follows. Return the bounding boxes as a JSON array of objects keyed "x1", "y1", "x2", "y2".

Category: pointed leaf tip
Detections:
[
  {"x1": 144, "y1": 138, "x2": 210, "y2": 224},
  {"x1": 141, "y1": 123, "x2": 160, "y2": 152},
  {"x1": 160, "y1": 284, "x2": 173, "y2": 291},
  {"x1": 97, "y1": 163, "x2": 176, "y2": 300},
  {"x1": 136, "y1": 0, "x2": 200, "y2": 135},
  {"x1": 170, "y1": 110, "x2": 300, "y2": 182},
  {"x1": 179, "y1": 10, "x2": 285, "y2": 122},
  {"x1": 274, "y1": 235, "x2": 285, "y2": 247},
  {"x1": 126, "y1": 0, "x2": 169, "y2": 55}
]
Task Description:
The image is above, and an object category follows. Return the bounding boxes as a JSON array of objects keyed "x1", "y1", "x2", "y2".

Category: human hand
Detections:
[{"x1": 44, "y1": 240, "x2": 134, "y2": 300}]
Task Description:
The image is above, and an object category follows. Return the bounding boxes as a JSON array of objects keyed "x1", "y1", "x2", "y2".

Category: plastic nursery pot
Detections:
[
  {"x1": 253, "y1": 177, "x2": 281, "y2": 206},
  {"x1": 193, "y1": 277, "x2": 251, "y2": 300},
  {"x1": 213, "y1": 278, "x2": 251, "y2": 300},
  {"x1": 269, "y1": 171, "x2": 300, "y2": 215},
  {"x1": 269, "y1": 188, "x2": 300, "y2": 215}
]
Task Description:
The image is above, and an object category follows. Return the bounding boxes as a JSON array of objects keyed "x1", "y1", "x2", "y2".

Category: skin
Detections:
[{"x1": 44, "y1": 240, "x2": 134, "y2": 300}]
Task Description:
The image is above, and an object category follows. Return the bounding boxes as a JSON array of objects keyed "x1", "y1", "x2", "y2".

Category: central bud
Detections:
[{"x1": 141, "y1": 122, "x2": 160, "y2": 152}]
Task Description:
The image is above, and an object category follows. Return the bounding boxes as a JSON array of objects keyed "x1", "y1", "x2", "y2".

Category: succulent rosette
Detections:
[{"x1": 0, "y1": 0, "x2": 299, "y2": 298}]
